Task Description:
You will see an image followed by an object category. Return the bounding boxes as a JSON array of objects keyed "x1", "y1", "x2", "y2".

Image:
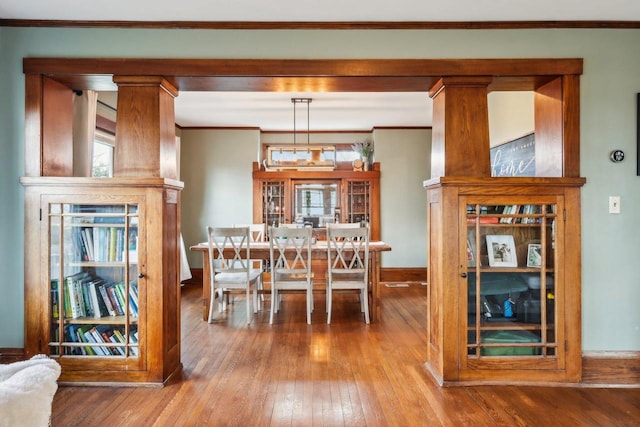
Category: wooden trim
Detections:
[
  {"x1": 380, "y1": 267, "x2": 428, "y2": 284},
  {"x1": 0, "y1": 348, "x2": 25, "y2": 363},
  {"x1": 2, "y1": 19, "x2": 640, "y2": 30},
  {"x1": 96, "y1": 114, "x2": 116, "y2": 134},
  {"x1": 23, "y1": 58, "x2": 584, "y2": 79},
  {"x1": 181, "y1": 269, "x2": 203, "y2": 287},
  {"x1": 582, "y1": 352, "x2": 640, "y2": 386}
]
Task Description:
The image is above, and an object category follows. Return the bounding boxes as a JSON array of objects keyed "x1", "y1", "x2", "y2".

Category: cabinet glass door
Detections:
[
  {"x1": 49, "y1": 203, "x2": 140, "y2": 358},
  {"x1": 347, "y1": 180, "x2": 370, "y2": 224},
  {"x1": 262, "y1": 181, "x2": 286, "y2": 227},
  {"x1": 465, "y1": 201, "x2": 557, "y2": 359}
]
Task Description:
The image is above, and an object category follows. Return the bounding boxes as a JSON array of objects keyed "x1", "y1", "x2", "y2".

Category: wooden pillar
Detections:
[
  {"x1": 428, "y1": 77, "x2": 492, "y2": 178},
  {"x1": 535, "y1": 75, "x2": 581, "y2": 177},
  {"x1": 24, "y1": 75, "x2": 74, "y2": 177},
  {"x1": 113, "y1": 76, "x2": 178, "y2": 178}
]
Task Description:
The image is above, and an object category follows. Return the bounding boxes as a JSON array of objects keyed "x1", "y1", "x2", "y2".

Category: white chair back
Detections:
[
  {"x1": 268, "y1": 226, "x2": 314, "y2": 324},
  {"x1": 326, "y1": 223, "x2": 371, "y2": 324},
  {"x1": 206, "y1": 226, "x2": 260, "y2": 323}
]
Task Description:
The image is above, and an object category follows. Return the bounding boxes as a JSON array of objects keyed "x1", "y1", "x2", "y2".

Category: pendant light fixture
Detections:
[{"x1": 265, "y1": 97, "x2": 336, "y2": 171}]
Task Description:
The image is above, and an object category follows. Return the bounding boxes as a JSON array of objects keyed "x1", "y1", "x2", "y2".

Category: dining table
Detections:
[{"x1": 189, "y1": 240, "x2": 392, "y2": 322}]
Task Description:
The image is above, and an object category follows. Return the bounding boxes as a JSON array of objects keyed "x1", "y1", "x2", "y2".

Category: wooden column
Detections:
[
  {"x1": 113, "y1": 76, "x2": 178, "y2": 178},
  {"x1": 534, "y1": 75, "x2": 581, "y2": 177},
  {"x1": 428, "y1": 77, "x2": 492, "y2": 178},
  {"x1": 24, "y1": 75, "x2": 74, "y2": 177}
]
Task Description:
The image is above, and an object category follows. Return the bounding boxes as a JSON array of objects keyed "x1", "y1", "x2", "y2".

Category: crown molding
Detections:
[{"x1": 2, "y1": 19, "x2": 640, "y2": 30}]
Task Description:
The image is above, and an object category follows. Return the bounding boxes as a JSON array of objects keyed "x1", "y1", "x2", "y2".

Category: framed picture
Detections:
[
  {"x1": 527, "y1": 243, "x2": 542, "y2": 268},
  {"x1": 486, "y1": 235, "x2": 517, "y2": 267}
]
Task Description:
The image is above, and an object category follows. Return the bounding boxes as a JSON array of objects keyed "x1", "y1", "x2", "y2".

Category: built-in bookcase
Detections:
[
  {"x1": 22, "y1": 178, "x2": 183, "y2": 384},
  {"x1": 424, "y1": 177, "x2": 585, "y2": 385}
]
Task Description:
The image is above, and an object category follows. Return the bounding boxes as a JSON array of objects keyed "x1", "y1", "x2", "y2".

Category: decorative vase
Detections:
[{"x1": 363, "y1": 157, "x2": 370, "y2": 171}]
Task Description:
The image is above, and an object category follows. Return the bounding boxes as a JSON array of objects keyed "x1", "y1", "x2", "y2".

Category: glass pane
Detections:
[
  {"x1": 465, "y1": 201, "x2": 556, "y2": 358},
  {"x1": 49, "y1": 203, "x2": 139, "y2": 358},
  {"x1": 347, "y1": 181, "x2": 370, "y2": 224},
  {"x1": 293, "y1": 182, "x2": 338, "y2": 226},
  {"x1": 263, "y1": 181, "x2": 285, "y2": 227}
]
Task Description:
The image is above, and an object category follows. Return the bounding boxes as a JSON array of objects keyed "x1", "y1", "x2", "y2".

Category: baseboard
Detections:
[
  {"x1": 380, "y1": 267, "x2": 428, "y2": 284},
  {"x1": 0, "y1": 348, "x2": 25, "y2": 363},
  {"x1": 182, "y1": 268, "x2": 203, "y2": 286},
  {"x1": 582, "y1": 351, "x2": 640, "y2": 386}
]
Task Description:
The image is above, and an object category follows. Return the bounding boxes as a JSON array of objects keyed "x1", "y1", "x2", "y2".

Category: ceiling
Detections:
[{"x1": 6, "y1": 1, "x2": 639, "y2": 130}]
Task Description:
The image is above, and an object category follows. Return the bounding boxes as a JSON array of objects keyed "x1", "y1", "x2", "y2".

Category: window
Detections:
[{"x1": 92, "y1": 130, "x2": 114, "y2": 177}]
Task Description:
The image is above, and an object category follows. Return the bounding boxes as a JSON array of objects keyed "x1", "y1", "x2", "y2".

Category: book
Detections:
[
  {"x1": 106, "y1": 284, "x2": 124, "y2": 316},
  {"x1": 83, "y1": 228, "x2": 95, "y2": 261},
  {"x1": 98, "y1": 283, "x2": 117, "y2": 316},
  {"x1": 65, "y1": 272, "x2": 88, "y2": 319},
  {"x1": 113, "y1": 282, "x2": 128, "y2": 316},
  {"x1": 83, "y1": 327, "x2": 108, "y2": 356},
  {"x1": 88, "y1": 280, "x2": 109, "y2": 318},
  {"x1": 88, "y1": 327, "x2": 111, "y2": 355},
  {"x1": 51, "y1": 279, "x2": 59, "y2": 318},
  {"x1": 107, "y1": 329, "x2": 126, "y2": 356},
  {"x1": 109, "y1": 227, "x2": 117, "y2": 262},
  {"x1": 76, "y1": 326, "x2": 96, "y2": 356}
]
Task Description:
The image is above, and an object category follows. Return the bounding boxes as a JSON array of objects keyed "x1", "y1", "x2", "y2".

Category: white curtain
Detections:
[{"x1": 72, "y1": 90, "x2": 98, "y2": 177}]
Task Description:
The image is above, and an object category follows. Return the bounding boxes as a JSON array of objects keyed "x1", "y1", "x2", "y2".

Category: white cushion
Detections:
[{"x1": 0, "y1": 355, "x2": 61, "y2": 427}]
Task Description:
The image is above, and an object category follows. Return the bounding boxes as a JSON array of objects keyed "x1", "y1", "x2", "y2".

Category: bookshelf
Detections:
[
  {"x1": 424, "y1": 177, "x2": 585, "y2": 385},
  {"x1": 22, "y1": 178, "x2": 183, "y2": 384}
]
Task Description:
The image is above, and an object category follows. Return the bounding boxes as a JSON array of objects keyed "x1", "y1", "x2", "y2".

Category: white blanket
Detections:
[{"x1": 0, "y1": 355, "x2": 61, "y2": 427}]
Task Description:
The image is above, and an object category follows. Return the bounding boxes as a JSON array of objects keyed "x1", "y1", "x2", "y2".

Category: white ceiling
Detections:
[
  {"x1": 3, "y1": 0, "x2": 639, "y2": 22},
  {"x1": 5, "y1": 0, "x2": 639, "y2": 130}
]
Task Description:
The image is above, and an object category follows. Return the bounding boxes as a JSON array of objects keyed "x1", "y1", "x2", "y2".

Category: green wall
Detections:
[{"x1": 1, "y1": 27, "x2": 639, "y2": 352}]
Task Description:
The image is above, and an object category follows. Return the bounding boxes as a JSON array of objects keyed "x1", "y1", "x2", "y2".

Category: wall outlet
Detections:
[{"x1": 609, "y1": 196, "x2": 621, "y2": 214}]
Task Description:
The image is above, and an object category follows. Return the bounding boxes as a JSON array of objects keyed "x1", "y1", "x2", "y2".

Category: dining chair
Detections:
[
  {"x1": 233, "y1": 223, "x2": 266, "y2": 243},
  {"x1": 268, "y1": 226, "x2": 313, "y2": 324},
  {"x1": 326, "y1": 223, "x2": 370, "y2": 324},
  {"x1": 206, "y1": 226, "x2": 261, "y2": 324},
  {"x1": 233, "y1": 223, "x2": 266, "y2": 301}
]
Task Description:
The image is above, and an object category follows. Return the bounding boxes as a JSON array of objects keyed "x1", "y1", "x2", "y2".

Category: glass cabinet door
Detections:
[
  {"x1": 346, "y1": 180, "x2": 370, "y2": 224},
  {"x1": 49, "y1": 202, "x2": 140, "y2": 358},
  {"x1": 262, "y1": 181, "x2": 286, "y2": 227},
  {"x1": 465, "y1": 200, "x2": 558, "y2": 359}
]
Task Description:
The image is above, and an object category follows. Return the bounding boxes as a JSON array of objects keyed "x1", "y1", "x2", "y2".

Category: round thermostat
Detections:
[{"x1": 610, "y1": 150, "x2": 625, "y2": 162}]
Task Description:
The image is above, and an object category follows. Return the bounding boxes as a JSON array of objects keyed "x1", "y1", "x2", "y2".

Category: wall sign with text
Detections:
[{"x1": 490, "y1": 133, "x2": 535, "y2": 177}]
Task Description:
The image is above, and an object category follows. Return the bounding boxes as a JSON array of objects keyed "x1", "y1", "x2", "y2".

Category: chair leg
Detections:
[
  {"x1": 269, "y1": 288, "x2": 276, "y2": 324},
  {"x1": 253, "y1": 285, "x2": 258, "y2": 313},
  {"x1": 306, "y1": 288, "x2": 312, "y2": 325},
  {"x1": 208, "y1": 285, "x2": 216, "y2": 323},
  {"x1": 246, "y1": 287, "x2": 251, "y2": 324},
  {"x1": 362, "y1": 288, "x2": 370, "y2": 324},
  {"x1": 326, "y1": 286, "x2": 332, "y2": 324}
]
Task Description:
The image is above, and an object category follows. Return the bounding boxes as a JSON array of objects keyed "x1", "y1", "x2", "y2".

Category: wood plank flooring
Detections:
[{"x1": 51, "y1": 284, "x2": 640, "y2": 426}]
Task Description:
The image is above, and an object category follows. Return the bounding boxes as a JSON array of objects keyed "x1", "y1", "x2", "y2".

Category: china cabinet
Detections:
[{"x1": 252, "y1": 162, "x2": 380, "y2": 240}]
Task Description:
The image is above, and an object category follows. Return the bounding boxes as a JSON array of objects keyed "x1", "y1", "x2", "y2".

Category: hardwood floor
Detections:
[{"x1": 51, "y1": 283, "x2": 640, "y2": 426}]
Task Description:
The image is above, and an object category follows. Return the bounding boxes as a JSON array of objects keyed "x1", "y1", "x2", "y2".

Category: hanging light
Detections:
[{"x1": 264, "y1": 97, "x2": 336, "y2": 171}]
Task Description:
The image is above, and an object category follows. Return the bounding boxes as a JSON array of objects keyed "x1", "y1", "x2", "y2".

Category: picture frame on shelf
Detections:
[
  {"x1": 527, "y1": 243, "x2": 542, "y2": 268},
  {"x1": 486, "y1": 234, "x2": 517, "y2": 267}
]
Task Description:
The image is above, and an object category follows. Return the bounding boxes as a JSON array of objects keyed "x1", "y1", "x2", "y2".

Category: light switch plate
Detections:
[{"x1": 609, "y1": 196, "x2": 621, "y2": 214}]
